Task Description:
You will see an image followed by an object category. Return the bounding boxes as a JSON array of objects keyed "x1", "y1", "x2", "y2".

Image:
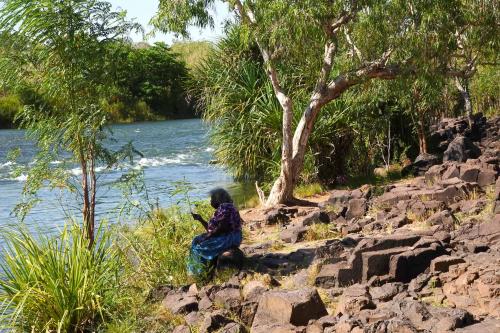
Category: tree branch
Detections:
[{"x1": 344, "y1": 27, "x2": 362, "y2": 61}]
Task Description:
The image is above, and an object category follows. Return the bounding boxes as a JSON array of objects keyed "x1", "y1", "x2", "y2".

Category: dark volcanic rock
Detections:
[
  {"x1": 217, "y1": 248, "x2": 245, "y2": 271},
  {"x1": 252, "y1": 288, "x2": 328, "y2": 329},
  {"x1": 443, "y1": 136, "x2": 481, "y2": 162},
  {"x1": 389, "y1": 242, "x2": 447, "y2": 283},
  {"x1": 345, "y1": 198, "x2": 367, "y2": 219}
]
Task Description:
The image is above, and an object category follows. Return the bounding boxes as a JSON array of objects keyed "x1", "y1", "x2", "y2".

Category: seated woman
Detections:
[{"x1": 188, "y1": 188, "x2": 242, "y2": 276}]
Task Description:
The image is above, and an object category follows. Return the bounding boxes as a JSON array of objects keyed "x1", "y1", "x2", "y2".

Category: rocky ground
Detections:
[{"x1": 164, "y1": 115, "x2": 500, "y2": 333}]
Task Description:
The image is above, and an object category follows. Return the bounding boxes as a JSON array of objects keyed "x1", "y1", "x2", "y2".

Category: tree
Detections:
[
  {"x1": 113, "y1": 42, "x2": 191, "y2": 120},
  {"x1": 447, "y1": 0, "x2": 498, "y2": 125},
  {"x1": 0, "y1": 0, "x2": 141, "y2": 245},
  {"x1": 154, "y1": 0, "x2": 461, "y2": 206}
]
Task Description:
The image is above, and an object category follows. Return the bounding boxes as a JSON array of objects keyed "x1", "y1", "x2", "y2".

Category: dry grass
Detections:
[
  {"x1": 304, "y1": 223, "x2": 340, "y2": 242},
  {"x1": 317, "y1": 288, "x2": 338, "y2": 315},
  {"x1": 294, "y1": 183, "x2": 326, "y2": 198},
  {"x1": 307, "y1": 263, "x2": 321, "y2": 286}
]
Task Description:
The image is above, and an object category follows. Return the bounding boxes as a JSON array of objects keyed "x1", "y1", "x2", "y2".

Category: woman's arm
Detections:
[{"x1": 191, "y1": 213, "x2": 208, "y2": 231}]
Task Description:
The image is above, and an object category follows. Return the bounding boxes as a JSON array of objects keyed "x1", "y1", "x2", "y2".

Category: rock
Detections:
[
  {"x1": 430, "y1": 308, "x2": 473, "y2": 332},
  {"x1": 427, "y1": 210, "x2": 456, "y2": 227},
  {"x1": 443, "y1": 136, "x2": 481, "y2": 162},
  {"x1": 454, "y1": 318, "x2": 500, "y2": 332},
  {"x1": 280, "y1": 225, "x2": 309, "y2": 244},
  {"x1": 316, "y1": 234, "x2": 422, "y2": 287},
  {"x1": 459, "y1": 165, "x2": 480, "y2": 183},
  {"x1": 460, "y1": 199, "x2": 487, "y2": 214},
  {"x1": 477, "y1": 169, "x2": 497, "y2": 187},
  {"x1": 335, "y1": 284, "x2": 374, "y2": 316},
  {"x1": 240, "y1": 301, "x2": 259, "y2": 326},
  {"x1": 410, "y1": 153, "x2": 441, "y2": 176},
  {"x1": 185, "y1": 311, "x2": 204, "y2": 327},
  {"x1": 213, "y1": 287, "x2": 242, "y2": 313},
  {"x1": 200, "y1": 311, "x2": 234, "y2": 333},
  {"x1": 345, "y1": 198, "x2": 367, "y2": 219},
  {"x1": 323, "y1": 190, "x2": 352, "y2": 206},
  {"x1": 173, "y1": 325, "x2": 191, "y2": 333},
  {"x1": 199, "y1": 296, "x2": 213, "y2": 311},
  {"x1": 162, "y1": 293, "x2": 198, "y2": 315},
  {"x1": 442, "y1": 164, "x2": 460, "y2": 180},
  {"x1": 430, "y1": 256, "x2": 465, "y2": 273},
  {"x1": 252, "y1": 288, "x2": 328, "y2": 329},
  {"x1": 301, "y1": 210, "x2": 330, "y2": 226},
  {"x1": 389, "y1": 215, "x2": 410, "y2": 229},
  {"x1": 370, "y1": 283, "x2": 403, "y2": 302},
  {"x1": 242, "y1": 280, "x2": 268, "y2": 302},
  {"x1": 408, "y1": 273, "x2": 432, "y2": 292},
  {"x1": 220, "y1": 323, "x2": 245, "y2": 333},
  {"x1": 217, "y1": 248, "x2": 245, "y2": 271},
  {"x1": 389, "y1": 242, "x2": 447, "y2": 283},
  {"x1": 495, "y1": 177, "x2": 500, "y2": 200},
  {"x1": 341, "y1": 222, "x2": 362, "y2": 236},
  {"x1": 361, "y1": 247, "x2": 410, "y2": 282}
]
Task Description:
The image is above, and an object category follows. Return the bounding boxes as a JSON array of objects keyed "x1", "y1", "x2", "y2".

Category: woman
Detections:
[{"x1": 188, "y1": 188, "x2": 242, "y2": 276}]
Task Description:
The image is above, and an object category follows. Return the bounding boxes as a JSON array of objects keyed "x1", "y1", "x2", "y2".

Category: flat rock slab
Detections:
[
  {"x1": 430, "y1": 255, "x2": 465, "y2": 273},
  {"x1": 162, "y1": 293, "x2": 198, "y2": 314}
]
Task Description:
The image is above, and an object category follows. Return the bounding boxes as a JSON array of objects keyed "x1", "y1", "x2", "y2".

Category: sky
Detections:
[{"x1": 107, "y1": 0, "x2": 232, "y2": 45}]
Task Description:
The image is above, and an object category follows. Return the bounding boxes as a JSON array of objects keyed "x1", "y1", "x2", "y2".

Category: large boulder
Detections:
[
  {"x1": 345, "y1": 198, "x2": 367, "y2": 220},
  {"x1": 389, "y1": 242, "x2": 447, "y2": 283},
  {"x1": 252, "y1": 288, "x2": 328, "y2": 329},
  {"x1": 443, "y1": 136, "x2": 481, "y2": 162}
]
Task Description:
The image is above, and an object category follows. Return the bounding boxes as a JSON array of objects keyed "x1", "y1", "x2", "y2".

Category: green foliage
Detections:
[
  {"x1": 471, "y1": 65, "x2": 500, "y2": 117},
  {"x1": 110, "y1": 42, "x2": 192, "y2": 121},
  {"x1": 0, "y1": 93, "x2": 22, "y2": 128},
  {"x1": 0, "y1": 224, "x2": 121, "y2": 332},
  {"x1": 0, "y1": 0, "x2": 142, "y2": 236}
]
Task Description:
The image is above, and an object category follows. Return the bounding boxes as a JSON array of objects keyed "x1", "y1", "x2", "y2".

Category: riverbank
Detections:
[
  {"x1": 141, "y1": 114, "x2": 500, "y2": 332},
  {"x1": 0, "y1": 115, "x2": 498, "y2": 332}
]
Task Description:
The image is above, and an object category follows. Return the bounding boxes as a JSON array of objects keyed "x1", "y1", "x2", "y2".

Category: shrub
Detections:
[{"x1": 0, "y1": 223, "x2": 121, "y2": 332}]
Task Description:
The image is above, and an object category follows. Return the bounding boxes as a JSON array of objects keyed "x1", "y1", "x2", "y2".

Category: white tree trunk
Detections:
[
  {"x1": 455, "y1": 77, "x2": 473, "y2": 126},
  {"x1": 266, "y1": 98, "x2": 295, "y2": 206}
]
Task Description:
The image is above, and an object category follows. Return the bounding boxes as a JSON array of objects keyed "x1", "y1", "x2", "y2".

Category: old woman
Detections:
[{"x1": 189, "y1": 188, "x2": 242, "y2": 275}]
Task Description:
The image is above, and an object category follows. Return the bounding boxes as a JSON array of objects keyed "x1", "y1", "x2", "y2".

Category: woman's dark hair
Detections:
[{"x1": 209, "y1": 188, "x2": 233, "y2": 205}]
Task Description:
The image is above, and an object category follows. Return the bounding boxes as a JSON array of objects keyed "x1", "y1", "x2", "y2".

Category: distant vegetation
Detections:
[
  {"x1": 0, "y1": 40, "x2": 201, "y2": 128},
  {"x1": 171, "y1": 40, "x2": 213, "y2": 69}
]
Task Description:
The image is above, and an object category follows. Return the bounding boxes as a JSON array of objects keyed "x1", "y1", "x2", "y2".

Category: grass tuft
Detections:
[{"x1": 0, "y1": 223, "x2": 121, "y2": 332}]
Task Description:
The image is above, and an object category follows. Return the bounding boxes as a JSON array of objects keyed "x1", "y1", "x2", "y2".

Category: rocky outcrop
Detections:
[{"x1": 166, "y1": 116, "x2": 499, "y2": 333}]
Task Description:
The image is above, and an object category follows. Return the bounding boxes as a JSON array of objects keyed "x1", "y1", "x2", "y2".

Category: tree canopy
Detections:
[{"x1": 155, "y1": 0, "x2": 498, "y2": 205}]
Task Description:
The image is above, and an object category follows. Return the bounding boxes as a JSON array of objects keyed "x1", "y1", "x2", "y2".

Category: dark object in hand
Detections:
[{"x1": 191, "y1": 213, "x2": 203, "y2": 221}]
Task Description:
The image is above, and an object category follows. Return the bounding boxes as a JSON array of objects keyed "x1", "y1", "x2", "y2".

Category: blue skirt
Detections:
[{"x1": 187, "y1": 231, "x2": 242, "y2": 275}]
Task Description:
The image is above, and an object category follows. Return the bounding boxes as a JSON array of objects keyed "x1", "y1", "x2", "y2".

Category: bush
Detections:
[{"x1": 0, "y1": 223, "x2": 121, "y2": 332}]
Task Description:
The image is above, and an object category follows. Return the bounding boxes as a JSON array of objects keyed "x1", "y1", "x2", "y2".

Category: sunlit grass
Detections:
[
  {"x1": 294, "y1": 182, "x2": 326, "y2": 198},
  {"x1": 0, "y1": 223, "x2": 121, "y2": 332}
]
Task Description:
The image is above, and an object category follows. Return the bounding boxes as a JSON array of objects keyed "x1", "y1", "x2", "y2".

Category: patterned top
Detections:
[{"x1": 207, "y1": 203, "x2": 242, "y2": 235}]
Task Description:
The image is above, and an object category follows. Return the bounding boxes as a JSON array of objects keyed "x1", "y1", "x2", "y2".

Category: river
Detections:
[{"x1": 0, "y1": 119, "x2": 243, "y2": 236}]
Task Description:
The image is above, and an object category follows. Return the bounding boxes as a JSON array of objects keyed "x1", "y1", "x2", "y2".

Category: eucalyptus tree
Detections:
[
  {"x1": 154, "y1": 0, "x2": 461, "y2": 206},
  {"x1": 448, "y1": 0, "x2": 499, "y2": 125},
  {"x1": 0, "y1": 0, "x2": 142, "y2": 245}
]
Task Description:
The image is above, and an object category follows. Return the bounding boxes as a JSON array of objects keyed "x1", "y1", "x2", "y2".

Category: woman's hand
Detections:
[{"x1": 192, "y1": 213, "x2": 208, "y2": 230}]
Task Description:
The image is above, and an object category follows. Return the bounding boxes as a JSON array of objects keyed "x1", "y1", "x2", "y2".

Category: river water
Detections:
[{"x1": 0, "y1": 119, "x2": 240, "y2": 236}]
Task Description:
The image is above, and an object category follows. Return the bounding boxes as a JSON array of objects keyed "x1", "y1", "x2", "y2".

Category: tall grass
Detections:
[
  {"x1": 0, "y1": 223, "x2": 121, "y2": 332},
  {"x1": 116, "y1": 203, "x2": 212, "y2": 291}
]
